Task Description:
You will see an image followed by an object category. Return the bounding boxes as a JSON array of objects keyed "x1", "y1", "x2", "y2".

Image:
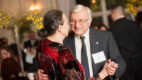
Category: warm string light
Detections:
[
  {"x1": 35, "y1": 5, "x2": 39, "y2": 10},
  {"x1": 28, "y1": 4, "x2": 43, "y2": 30},
  {"x1": 92, "y1": 0, "x2": 96, "y2": 4},
  {"x1": 30, "y1": 5, "x2": 39, "y2": 11},
  {"x1": 30, "y1": 6, "x2": 34, "y2": 11}
]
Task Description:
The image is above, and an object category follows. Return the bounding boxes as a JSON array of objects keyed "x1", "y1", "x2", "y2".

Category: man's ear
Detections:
[
  {"x1": 88, "y1": 18, "x2": 92, "y2": 27},
  {"x1": 114, "y1": 12, "x2": 118, "y2": 17}
]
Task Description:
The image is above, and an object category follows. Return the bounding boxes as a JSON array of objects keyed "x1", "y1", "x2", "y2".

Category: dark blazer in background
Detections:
[
  {"x1": 64, "y1": 28, "x2": 126, "y2": 79},
  {"x1": 23, "y1": 39, "x2": 39, "y2": 72},
  {"x1": 109, "y1": 18, "x2": 142, "y2": 80},
  {"x1": 24, "y1": 40, "x2": 39, "y2": 48},
  {"x1": 109, "y1": 18, "x2": 142, "y2": 58}
]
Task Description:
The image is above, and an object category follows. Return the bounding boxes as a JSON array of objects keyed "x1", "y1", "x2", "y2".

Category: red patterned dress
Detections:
[{"x1": 37, "y1": 39, "x2": 85, "y2": 80}]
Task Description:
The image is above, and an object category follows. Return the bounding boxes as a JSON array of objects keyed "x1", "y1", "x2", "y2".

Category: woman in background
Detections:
[
  {"x1": 1, "y1": 58, "x2": 29, "y2": 80},
  {"x1": 0, "y1": 47, "x2": 18, "y2": 61}
]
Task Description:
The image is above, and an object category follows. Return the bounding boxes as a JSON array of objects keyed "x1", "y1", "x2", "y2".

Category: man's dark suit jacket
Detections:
[
  {"x1": 109, "y1": 18, "x2": 142, "y2": 58},
  {"x1": 109, "y1": 18, "x2": 142, "y2": 80},
  {"x1": 24, "y1": 40, "x2": 38, "y2": 48},
  {"x1": 23, "y1": 39, "x2": 38, "y2": 72},
  {"x1": 63, "y1": 28, "x2": 126, "y2": 78}
]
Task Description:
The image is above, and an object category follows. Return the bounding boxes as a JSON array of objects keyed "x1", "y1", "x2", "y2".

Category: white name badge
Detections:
[{"x1": 92, "y1": 51, "x2": 106, "y2": 64}]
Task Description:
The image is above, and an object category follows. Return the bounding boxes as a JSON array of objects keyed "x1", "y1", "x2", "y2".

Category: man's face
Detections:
[
  {"x1": 70, "y1": 8, "x2": 91, "y2": 36},
  {"x1": 29, "y1": 32, "x2": 36, "y2": 40}
]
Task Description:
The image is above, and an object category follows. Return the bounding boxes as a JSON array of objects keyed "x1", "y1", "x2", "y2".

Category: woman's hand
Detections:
[
  {"x1": 98, "y1": 61, "x2": 109, "y2": 79},
  {"x1": 35, "y1": 69, "x2": 50, "y2": 80}
]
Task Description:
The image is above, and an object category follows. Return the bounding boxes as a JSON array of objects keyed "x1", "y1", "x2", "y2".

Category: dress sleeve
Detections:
[{"x1": 76, "y1": 59, "x2": 85, "y2": 79}]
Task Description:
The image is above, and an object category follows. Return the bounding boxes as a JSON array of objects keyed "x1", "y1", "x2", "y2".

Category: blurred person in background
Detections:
[
  {"x1": 1, "y1": 58, "x2": 29, "y2": 80},
  {"x1": 98, "y1": 24, "x2": 108, "y2": 31},
  {"x1": 0, "y1": 46, "x2": 17, "y2": 61},
  {"x1": 24, "y1": 31, "x2": 39, "y2": 49},
  {"x1": 23, "y1": 31, "x2": 39, "y2": 74},
  {"x1": 109, "y1": 4, "x2": 142, "y2": 80},
  {"x1": 0, "y1": 37, "x2": 8, "y2": 48},
  {"x1": 0, "y1": 47, "x2": 18, "y2": 73}
]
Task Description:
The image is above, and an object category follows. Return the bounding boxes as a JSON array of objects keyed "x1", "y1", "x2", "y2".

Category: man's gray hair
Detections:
[{"x1": 70, "y1": 5, "x2": 92, "y2": 20}]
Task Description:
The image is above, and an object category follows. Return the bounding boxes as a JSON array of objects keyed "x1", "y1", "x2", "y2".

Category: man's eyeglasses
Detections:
[{"x1": 70, "y1": 19, "x2": 88, "y2": 24}]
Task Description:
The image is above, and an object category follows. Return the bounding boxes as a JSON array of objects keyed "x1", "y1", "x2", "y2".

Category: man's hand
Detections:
[
  {"x1": 106, "y1": 59, "x2": 118, "y2": 75},
  {"x1": 35, "y1": 69, "x2": 50, "y2": 80}
]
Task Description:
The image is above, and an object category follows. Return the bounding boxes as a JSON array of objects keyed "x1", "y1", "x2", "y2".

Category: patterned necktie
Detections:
[{"x1": 80, "y1": 36, "x2": 90, "y2": 79}]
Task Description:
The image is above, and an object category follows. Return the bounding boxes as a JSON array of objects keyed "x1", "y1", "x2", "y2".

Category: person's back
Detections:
[
  {"x1": 110, "y1": 18, "x2": 142, "y2": 57},
  {"x1": 109, "y1": 4, "x2": 142, "y2": 80}
]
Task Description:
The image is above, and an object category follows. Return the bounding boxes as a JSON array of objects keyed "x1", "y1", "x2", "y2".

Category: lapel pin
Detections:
[{"x1": 96, "y1": 42, "x2": 99, "y2": 44}]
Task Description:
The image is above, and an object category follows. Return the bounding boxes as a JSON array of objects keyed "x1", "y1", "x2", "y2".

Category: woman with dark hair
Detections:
[
  {"x1": 37, "y1": 10, "x2": 86, "y2": 80},
  {"x1": 0, "y1": 46, "x2": 19, "y2": 62},
  {"x1": 1, "y1": 58, "x2": 29, "y2": 80},
  {"x1": 0, "y1": 47, "x2": 14, "y2": 59},
  {"x1": 0, "y1": 47, "x2": 19, "y2": 75}
]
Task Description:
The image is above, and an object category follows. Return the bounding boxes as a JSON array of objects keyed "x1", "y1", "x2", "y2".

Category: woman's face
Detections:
[
  {"x1": 0, "y1": 49, "x2": 11, "y2": 59},
  {"x1": 61, "y1": 14, "x2": 69, "y2": 37}
]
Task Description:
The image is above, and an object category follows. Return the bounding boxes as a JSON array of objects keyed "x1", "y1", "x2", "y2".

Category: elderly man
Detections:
[{"x1": 63, "y1": 4, "x2": 126, "y2": 80}]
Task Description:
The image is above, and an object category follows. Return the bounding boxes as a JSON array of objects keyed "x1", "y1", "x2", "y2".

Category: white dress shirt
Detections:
[
  {"x1": 75, "y1": 28, "x2": 93, "y2": 77},
  {"x1": 31, "y1": 40, "x2": 36, "y2": 47}
]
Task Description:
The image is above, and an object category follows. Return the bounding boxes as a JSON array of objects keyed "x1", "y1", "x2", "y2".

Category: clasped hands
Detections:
[{"x1": 97, "y1": 59, "x2": 118, "y2": 79}]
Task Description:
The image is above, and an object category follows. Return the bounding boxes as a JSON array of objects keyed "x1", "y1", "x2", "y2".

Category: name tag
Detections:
[{"x1": 92, "y1": 51, "x2": 106, "y2": 64}]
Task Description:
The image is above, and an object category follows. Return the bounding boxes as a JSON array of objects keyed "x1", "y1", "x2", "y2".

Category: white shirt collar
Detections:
[{"x1": 75, "y1": 28, "x2": 89, "y2": 39}]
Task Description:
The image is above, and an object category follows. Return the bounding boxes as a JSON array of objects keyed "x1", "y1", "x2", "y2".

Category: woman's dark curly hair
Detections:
[
  {"x1": 1, "y1": 58, "x2": 20, "y2": 80},
  {"x1": 0, "y1": 46, "x2": 15, "y2": 59},
  {"x1": 38, "y1": 10, "x2": 63, "y2": 38}
]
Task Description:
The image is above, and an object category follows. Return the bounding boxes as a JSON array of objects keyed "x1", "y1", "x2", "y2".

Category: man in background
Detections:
[
  {"x1": 24, "y1": 31, "x2": 38, "y2": 48},
  {"x1": 109, "y1": 4, "x2": 142, "y2": 80}
]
